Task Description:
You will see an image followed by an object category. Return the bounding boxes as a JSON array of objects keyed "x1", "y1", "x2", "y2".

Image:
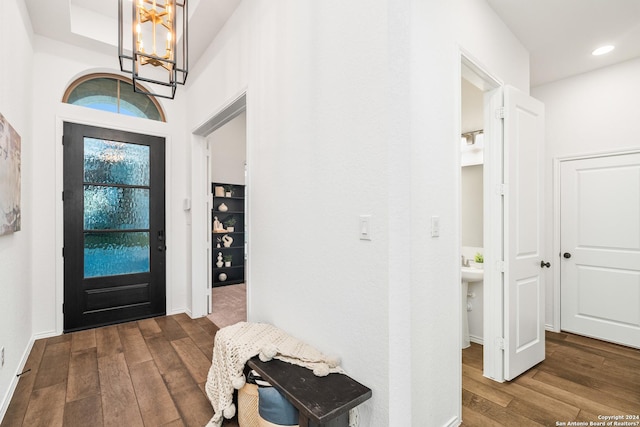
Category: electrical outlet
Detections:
[{"x1": 1, "y1": 347, "x2": 4, "y2": 367}]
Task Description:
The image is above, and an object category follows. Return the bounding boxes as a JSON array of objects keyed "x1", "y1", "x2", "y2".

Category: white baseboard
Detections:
[
  {"x1": 0, "y1": 336, "x2": 35, "y2": 423},
  {"x1": 444, "y1": 414, "x2": 462, "y2": 427},
  {"x1": 469, "y1": 334, "x2": 484, "y2": 345},
  {"x1": 545, "y1": 323, "x2": 560, "y2": 333},
  {"x1": 32, "y1": 330, "x2": 59, "y2": 341},
  {"x1": 468, "y1": 326, "x2": 560, "y2": 346}
]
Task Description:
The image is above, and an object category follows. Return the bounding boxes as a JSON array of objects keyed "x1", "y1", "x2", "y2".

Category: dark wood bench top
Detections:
[{"x1": 247, "y1": 356, "x2": 372, "y2": 425}]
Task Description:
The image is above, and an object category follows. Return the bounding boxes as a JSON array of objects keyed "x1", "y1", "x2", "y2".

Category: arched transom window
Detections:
[{"x1": 63, "y1": 74, "x2": 166, "y2": 122}]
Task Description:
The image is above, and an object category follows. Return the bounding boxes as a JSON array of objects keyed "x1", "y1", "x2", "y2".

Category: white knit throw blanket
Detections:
[{"x1": 205, "y1": 322, "x2": 343, "y2": 427}]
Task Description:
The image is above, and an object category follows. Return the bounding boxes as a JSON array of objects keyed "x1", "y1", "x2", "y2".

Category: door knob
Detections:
[
  {"x1": 540, "y1": 260, "x2": 551, "y2": 268},
  {"x1": 563, "y1": 252, "x2": 571, "y2": 259}
]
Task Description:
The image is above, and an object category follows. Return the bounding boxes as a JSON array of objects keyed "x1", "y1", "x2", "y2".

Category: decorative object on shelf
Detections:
[
  {"x1": 213, "y1": 216, "x2": 225, "y2": 232},
  {"x1": 222, "y1": 234, "x2": 233, "y2": 248},
  {"x1": 118, "y1": 0, "x2": 188, "y2": 99},
  {"x1": 216, "y1": 252, "x2": 224, "y2": 268},
  {"x1": 224, "y1": 216, "x2": 237, "y2": 232},
  {"x1": 212, "y1": 182, "x2": 244, "y2": 288},
  {"x1": 218, "y1": 272, "x2": 227, "y2": 282}
]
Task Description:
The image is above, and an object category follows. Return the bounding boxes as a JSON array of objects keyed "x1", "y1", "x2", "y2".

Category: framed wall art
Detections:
[{"x1": 0, "y1": 113, "x2": 21, "y2": 235}]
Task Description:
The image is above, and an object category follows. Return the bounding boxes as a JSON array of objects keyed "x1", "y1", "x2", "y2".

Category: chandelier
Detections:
[{"x1": 118, "y1": 0, "x2": 188, "y2": 99}]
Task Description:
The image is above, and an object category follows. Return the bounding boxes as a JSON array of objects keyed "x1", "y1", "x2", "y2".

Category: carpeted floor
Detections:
[{"x1": 207, "y1": 283, "x2": 247, "y2": 329}]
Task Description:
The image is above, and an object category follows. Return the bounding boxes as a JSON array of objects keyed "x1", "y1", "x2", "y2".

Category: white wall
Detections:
[
  {"x1": 208, "y1": 112, "x2": 246, "y2": 185},
  {"x1": 461, "y1": 79, "x2": 484, "y2": 247},
  {"x1": 409, "y1": 0, "x2": 528, "y2": 424},
  {"x1": 532, "y1": 57, "x2": 640, "y2": 328},
  {"x1": 189, "y1": 2, "x2": 391, "y2": 424},
  {"x1": 461, "y1": 165, "x2": 483, "y2": 247},
  {"x1": 187, "y1": 1, "x2": 529, "y2": 425},
  {"x1": 0, "y1": 0, "x2": 33, "y2": 418},
  {"x1": 461, "y1": 78, "x2": 484, "y2": 134}
]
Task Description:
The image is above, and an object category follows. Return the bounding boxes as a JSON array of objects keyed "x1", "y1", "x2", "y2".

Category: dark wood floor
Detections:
[
  {"x1": 463, "y1": 331, "x2": 640, "y2": 426},
  {"x1": 1, "y1": 314, "x2": 239, "y2": 427},
  {"x1": 3, "y1": 316, "x2": 640, "y2": 426}
]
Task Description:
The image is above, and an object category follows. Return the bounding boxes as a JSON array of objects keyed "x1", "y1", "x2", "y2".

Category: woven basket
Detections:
[{"x1": 238, "y1": 384, "x2": 260, "y2": 427}]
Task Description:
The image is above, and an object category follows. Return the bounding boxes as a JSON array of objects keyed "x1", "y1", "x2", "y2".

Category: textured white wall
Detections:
[
  {"x1": 532, "y1": 57, "x2": 640, "y2": 328},
  {"x1": 0, "y1": 0, "x2": 34, "y2": 418},
  {"x1": 188, "y1": 2, "x2": 391, "y2": 424},
  {"x1": 409, "y1": 0, "x2": 529, "y2": 424}
]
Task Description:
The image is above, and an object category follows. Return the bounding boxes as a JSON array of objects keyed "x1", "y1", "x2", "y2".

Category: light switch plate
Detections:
[
  {"x1": 431, "y1": 215, "x2": 440, "y2": 237},
  {"x1": 359, "y1": 215, "x2": 372, "y2": 240}
]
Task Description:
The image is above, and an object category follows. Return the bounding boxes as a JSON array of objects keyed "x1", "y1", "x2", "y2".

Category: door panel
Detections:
[
  {"x1": 561, "y1": 153, "x2": 640, "y2": 348},
  {"x1": 504, "y1": 86, "x2": 546, "y2": 380},
  {"x1": 63, "y1": 122, "x2": 165, "y2": 332}
]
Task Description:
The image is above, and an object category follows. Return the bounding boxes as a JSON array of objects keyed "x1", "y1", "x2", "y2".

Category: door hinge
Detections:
[
  {"x1": 496, "y1": 260, "x2": 505, "y2": 272},
  {"x1": 495, "y1": 184, "x2": 506, "y2": 196},
  {"x1": 496, "y1": 337, "x2": 505, "y2": 350},
  {"x1": 62, "y1": 247, "x2": 64, "y2": 257},
  {"x1": 62, "y1": 303, "x2": 65, "y2": 314},
  {"x1": 495, "y1": 107, "x2": 505, "y2": 119},
  {"x1": 61, "y1": 191, "x2": 64, "y2": 201}
]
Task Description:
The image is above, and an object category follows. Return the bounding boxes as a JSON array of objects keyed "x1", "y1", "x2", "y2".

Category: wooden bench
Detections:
[{"x1": 247, "y1": 356, "x2": 372, "y2": 427}]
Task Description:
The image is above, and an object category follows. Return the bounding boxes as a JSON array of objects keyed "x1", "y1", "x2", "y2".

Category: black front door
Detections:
[{"x1": 63, "y1": 122, "x2": 166, "y2": 332}]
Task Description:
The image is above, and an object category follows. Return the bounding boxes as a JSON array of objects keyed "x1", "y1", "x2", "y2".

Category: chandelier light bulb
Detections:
[{"x1": 119, "y1": 0, "x2": 188, "y2": 99}]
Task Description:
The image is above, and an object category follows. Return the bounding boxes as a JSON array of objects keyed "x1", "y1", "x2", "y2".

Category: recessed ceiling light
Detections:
[{"x1": 592, "y1": 45, "x2": 615, "y2": 56}]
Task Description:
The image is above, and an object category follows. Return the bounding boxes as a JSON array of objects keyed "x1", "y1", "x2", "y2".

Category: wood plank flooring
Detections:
[
  {"x1": 1, "y1": 314, "x2": 239, "y2": 427},
  {"x1": 462, "y1": 331, "x2": 640, "y2": 426},
  {"x1": 3, "y1": 316, "x2": 639, "y2": 426}
]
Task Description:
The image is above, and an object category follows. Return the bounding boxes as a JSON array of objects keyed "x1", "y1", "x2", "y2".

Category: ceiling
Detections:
[
  {"x1": 486, "y1": 0, "x2": 640, "y2": 86},
  {"x1": 23, "y1": 0, "x2": 241, "y2": 70},
  {"x1": 23, "y1": 0, "x2": 640, "y2": 88}
]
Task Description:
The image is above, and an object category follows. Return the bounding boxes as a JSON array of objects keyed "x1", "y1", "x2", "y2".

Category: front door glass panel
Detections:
[{"x1": 83, "y1": 138, "x2": 151, "y2": 278}]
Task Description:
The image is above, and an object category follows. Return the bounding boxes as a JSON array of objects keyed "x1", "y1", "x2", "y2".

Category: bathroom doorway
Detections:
[
  {"x1": 459, "y1": 56, "x2": 501, "y2": 383},
  {"x1": 459, "y1": 54, "x2": 547, "y2": 384},
  {"x1": 460, "y1": 76, "x2": 486, "y2": 350}
]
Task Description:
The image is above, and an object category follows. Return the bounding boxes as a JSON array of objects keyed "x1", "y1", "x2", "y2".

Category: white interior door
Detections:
[
  {"x1": 560, "y1": 153, "x2": 640, "y2": 349},
  {"x1": 503, "y1": 86, "x2": 546, "y2": 380}
]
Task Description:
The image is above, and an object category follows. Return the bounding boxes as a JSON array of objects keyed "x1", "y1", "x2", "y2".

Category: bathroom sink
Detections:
[{"x1": 461, "y1": 266, "x2": 483, "y2": 282}]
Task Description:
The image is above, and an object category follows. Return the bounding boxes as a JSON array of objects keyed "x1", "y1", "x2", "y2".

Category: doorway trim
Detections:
[
  {"x1": 53, "y1": 113, "x2": 173, "y2": 336},
  {"x1": 458, "y1": 49, "x2": 505, "y2": 382},
  {"x1": 190, "y1": 91, "x2": 248, "y2": 319}
]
